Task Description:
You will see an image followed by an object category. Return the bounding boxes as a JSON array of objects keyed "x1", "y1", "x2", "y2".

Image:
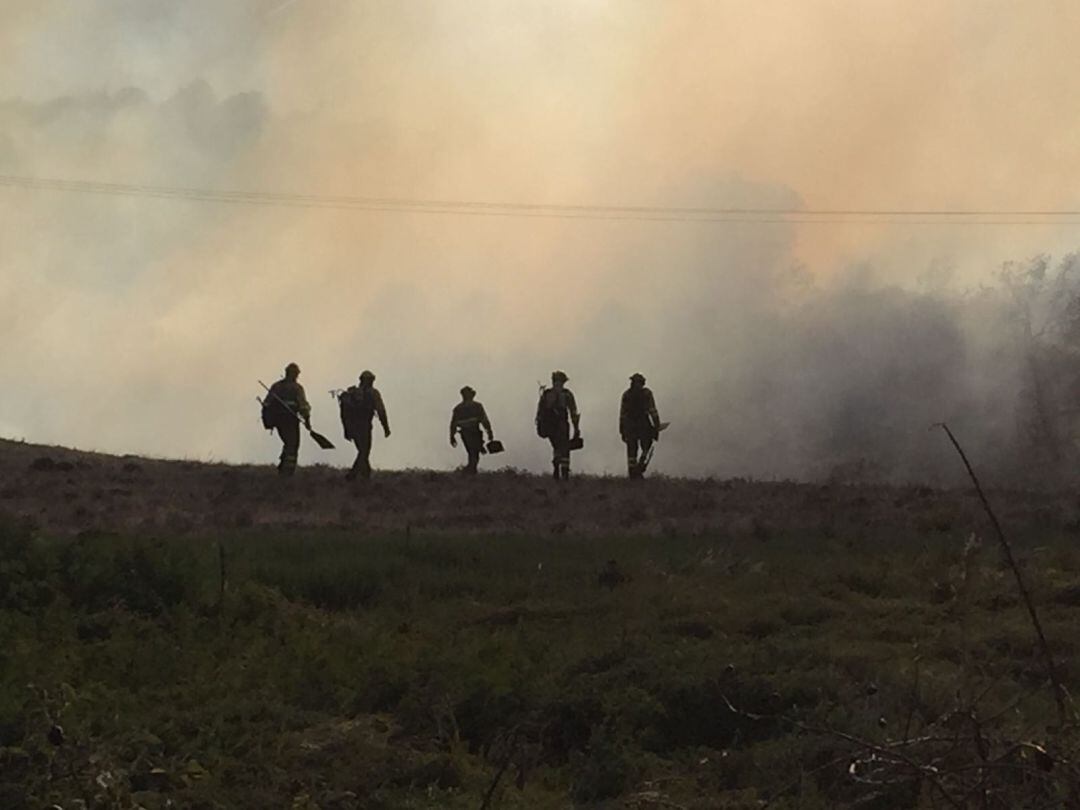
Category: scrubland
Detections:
[{"x1": 3, "y1": 438, "x2": 1080, "y2": 808}]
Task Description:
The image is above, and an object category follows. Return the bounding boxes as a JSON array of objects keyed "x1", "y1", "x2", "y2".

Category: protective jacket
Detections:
[
  {"x1": 451, "y1": 400, "x2": 492, "y2": 437},
  {"x1": 620, "y1": 386, "x2": 659, "y2": 440},
  {"x1": 265, "y1": 378, "x2": 311, "y2": 428}
]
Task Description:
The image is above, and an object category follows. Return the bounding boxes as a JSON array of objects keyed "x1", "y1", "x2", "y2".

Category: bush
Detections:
[
  {"x1": 57, "y1": 533, "x2": 197, "y2": 615},
  {"x1": 571, "y1": 728, "x2": 642, "y2": 802},
  {"x1": 0, "y1": 519, "x2": 55, "y2": 612}
]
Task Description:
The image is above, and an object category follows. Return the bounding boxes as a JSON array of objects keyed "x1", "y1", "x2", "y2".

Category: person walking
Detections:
[
  {"x1": 262, "y1": 362, "x2": 312, "y2": 476},
  {"x1": 338, "y1": 370, "x2": 391, "y2": 480},
  {"x1": 620, "y1": 373, "x2": 661, "y2": 479},
  {"x1": 535, "y1": 370, "x2": 581, "y2": 480},
  {"x1": 449, "y1": 386, "x2": 495, "y2": 474}
]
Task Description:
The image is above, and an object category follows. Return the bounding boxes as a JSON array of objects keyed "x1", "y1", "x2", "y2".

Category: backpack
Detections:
[
  {"x1": 261, "y1": 387, "x2": 289, "y2": 430},
  {"x1": 261, "y1": 400, "x2": 276, "y2": 430},
  {"x1": 535, "y1": 387, "x2": 566, "y2": 438},
  {"x1": 339, "y1": 386, "x2": 375, "y2": 439},
  {"x1": 622, "y1": 387, "x2": 650, "y2": 420}
]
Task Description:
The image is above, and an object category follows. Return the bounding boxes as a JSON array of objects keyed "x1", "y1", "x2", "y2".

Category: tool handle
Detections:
[{"x1": 258, "y1": 380, "x2": 306, "y2": 425}]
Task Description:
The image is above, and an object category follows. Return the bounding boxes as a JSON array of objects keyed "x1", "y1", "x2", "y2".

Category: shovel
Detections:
[
  {"x1": 640, "y1": 422, "x2": 671, "y2": 473},
  {"x1": 640, "y1": 444, "x2": 656, "y2": 473},
  {"x1": 258, "y1": 380, "x2": 336, "y2": 450}
]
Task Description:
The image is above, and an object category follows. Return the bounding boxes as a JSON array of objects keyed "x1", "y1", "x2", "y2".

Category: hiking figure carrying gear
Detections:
[
  {"x1": 536, "y1": 370, "x2": 581, "y2": 480},
  {"x1": 449, "y1": 386, "x2": 495, "y2": 475},
  {"x1": 338, "y1": 370, "x2": 390, "y2": 481},
  {"x1": 620, "y1": 373, "x2": 662, "y2": 479},
  {"x1": 262, "y1": 362, "x2": 312, "y2": 476}
]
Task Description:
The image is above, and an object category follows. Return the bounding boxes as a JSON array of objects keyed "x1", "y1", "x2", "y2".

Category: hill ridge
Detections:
[{"x1": 0, "y1": 437, "x2": 1070, "y2": 539}]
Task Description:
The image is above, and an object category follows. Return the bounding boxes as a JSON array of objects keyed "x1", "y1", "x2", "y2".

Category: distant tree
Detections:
[{"x1": 999, "y1": 253, "x2": 1080, "y2": 475}]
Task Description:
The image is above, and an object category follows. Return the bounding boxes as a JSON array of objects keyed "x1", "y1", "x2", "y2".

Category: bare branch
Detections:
[{"x1": 934, "y1": 422, "x2": 1068, "y2": 728}]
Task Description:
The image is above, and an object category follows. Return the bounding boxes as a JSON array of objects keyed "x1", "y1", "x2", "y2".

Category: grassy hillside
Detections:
[
  {"x1": 1, "y1": 438, "x2": 1076, "y2": 539},
  {"x1": 3, "y1": 439, "x2": 1080, "y2": 808}
]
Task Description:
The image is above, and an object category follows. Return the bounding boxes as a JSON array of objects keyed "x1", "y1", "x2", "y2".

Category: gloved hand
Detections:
[
  {"x1": 384, "y1": 427, "x2": 392, "y2": 438},
  {"x1": 573, "y1": 427, "x2": 581, "y2": 440},
  {"x1": 450, "y1": 436, "x2": 457, "y2": 448}
]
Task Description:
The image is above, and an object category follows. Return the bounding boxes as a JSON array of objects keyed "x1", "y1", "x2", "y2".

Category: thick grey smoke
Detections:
[
  {"x1": 0, "y1": 81, "x2": 1069, "y2": 485},
  {"x1": 521, "y1": 239, "x2": 1065, "y2": 486},
  {"x1": 4, "y1": 3, "x2": 1080, "y2": 485}
]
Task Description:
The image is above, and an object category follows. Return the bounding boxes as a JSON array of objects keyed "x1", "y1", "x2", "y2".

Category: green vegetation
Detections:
[{"x1": 3, "y1": 516, "x2": 1080, "y2": 808}]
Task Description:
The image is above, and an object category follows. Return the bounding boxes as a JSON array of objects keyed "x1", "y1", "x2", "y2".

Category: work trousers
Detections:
[
  {"x1": 460, "y1": 429, "x2": 484, "y2": 474},
  {"x1": 624, "y1": 434, "x2": 654, "y2": 478},
  {"x1": 276, "y1": 419, "x2": 301, "y2": 476},
  {"x1": 548, "y1": 421, "x2": 571, "y2": 480},
  {"x1": 348, "y1": 424, "x2": 373, "y2": 480}
]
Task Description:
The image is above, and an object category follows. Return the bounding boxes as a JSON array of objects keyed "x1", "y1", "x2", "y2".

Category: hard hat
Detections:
[
  {"x1": 359, "y1": 370, "x2": 376, "y2": 381},
  {"x1": 630, "y1": 373, "x2": 646, "y2": 383},
  {"x1": 285, "y1": 362, "x2": 300, "y2": 376},
  {"x1": 551, "y1": 370, "x2": 569, "y2": 383},
  {"x1": 460, "y1": 385, "x2": 476, "y2": 397}
]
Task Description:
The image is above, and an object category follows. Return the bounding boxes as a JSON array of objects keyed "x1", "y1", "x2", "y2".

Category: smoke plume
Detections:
[{"x1": 3, "y1": 1, "x2": 1080, "y2": 484}]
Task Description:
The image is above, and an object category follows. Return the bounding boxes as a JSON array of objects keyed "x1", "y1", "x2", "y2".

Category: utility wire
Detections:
[{"x1": 3, "y1": 173, "x2": 1080, "y2": 226}]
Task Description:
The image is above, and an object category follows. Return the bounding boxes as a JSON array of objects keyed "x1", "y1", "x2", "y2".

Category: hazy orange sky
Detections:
[{"x1": 2, "y1": 1, "x2": 1079, "y2": 475}]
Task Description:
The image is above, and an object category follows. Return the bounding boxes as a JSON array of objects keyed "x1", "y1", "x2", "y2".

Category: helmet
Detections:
[
  {"x1": 359, "y1": 370, "x2": 376, "y2": 382},
  {"x1": 460, "y1": 385, "x2": 476, "y2": 398},
  {"x1": 629, "y1": 373, "x2": 646, "y2": 384},
  {"x1": 551, "y1": 370, "x2": 569, "y2": 383},
  {"x1": 285, "y1": 362, "x2": 300, "y2": 377}
]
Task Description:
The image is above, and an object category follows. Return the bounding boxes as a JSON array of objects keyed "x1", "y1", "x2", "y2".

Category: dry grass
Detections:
[
  {"x1": 5, "y1": 438, "x2": 1080, "y2": 807},
  {"x1": 1, "y1": 438, "x2": 1075, "y2": 540}
]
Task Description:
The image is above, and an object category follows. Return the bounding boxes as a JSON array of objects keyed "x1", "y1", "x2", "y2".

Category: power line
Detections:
[{"x1": 3, "y1": 173, "x2": 1080, "y2": 226}]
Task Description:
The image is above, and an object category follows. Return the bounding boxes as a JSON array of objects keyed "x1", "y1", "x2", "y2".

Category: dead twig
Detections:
[
  {"x1": 903, "y1": 655, "x2": 921, "y2": 742},
  {"x1": 934, "y1": 422, "x2": 1068, "y2": 728},
  {"x1": 217, "y1": 541, "x2": 227, "y2": 613},
  {"x1": 478, "y1": 725, "x2": 520, "y2": 810},
  {"x1": 721, "y1": 694, "x2": 964, "y2": 808}
]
